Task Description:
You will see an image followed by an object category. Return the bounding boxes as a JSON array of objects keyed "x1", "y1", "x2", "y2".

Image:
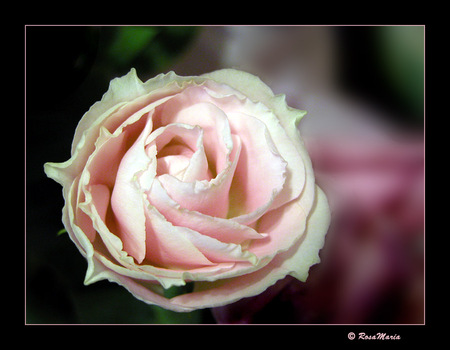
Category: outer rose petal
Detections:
[{"x1": 276, "y1": 186, "x2": 330, "y2": 280}]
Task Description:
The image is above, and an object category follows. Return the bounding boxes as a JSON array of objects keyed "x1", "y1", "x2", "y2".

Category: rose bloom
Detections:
[{"x1": 44, "y1": 68, "x2": 330, "y2": 312}]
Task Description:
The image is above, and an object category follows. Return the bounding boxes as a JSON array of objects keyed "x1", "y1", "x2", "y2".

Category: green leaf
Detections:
[{"x1": 56, "y1": 228, "x2": 67, "y2": 236}]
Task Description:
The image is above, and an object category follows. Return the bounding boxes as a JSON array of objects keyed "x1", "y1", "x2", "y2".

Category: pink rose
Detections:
[{"x1": 44, "y1": 68, "x2": 330, "y2": 312}]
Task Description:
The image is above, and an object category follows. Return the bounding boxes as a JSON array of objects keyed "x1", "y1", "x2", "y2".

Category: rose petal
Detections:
[
  {"x1": 78, "y1": 178, "x2": 136, "y2": 271},
  {"x1": 274, "y1": 186, "x2": 330, "y2": 280},
  {"x1": 248, "y1": 179, "x2": 315, "y2": 258},
  {"x1": 71, "y1": 124, "x2": 134, "y2": 246},
  {"x1": 63, "y1": 175, "x2": 96, "y2": 257},
  {"x1": 144, "y1": 205, "x2": 215, "y2": 269},
  {"x1": 110, "y1": 113, "x2": 155, "y2": 263},
  {"x1": 148, "y1": 178, "x2": 266, "y2": 244},
  {"x1": 181, "y1": 228, "x2": 260, "y2": 266},
  {"x1": 157, "y1": 155, "x2": 190, "y2": 179},
  {"x1": 226, "y1": 111, "x2": 287, "y2": 220}
]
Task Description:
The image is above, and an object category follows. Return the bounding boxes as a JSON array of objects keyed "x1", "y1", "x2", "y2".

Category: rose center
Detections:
[
  {"x1": 145, "y1": 124, "x2": 213, "y2": 182},
  {"x1": 156, "y1": 138, "x2": 195, "y2": 179}
]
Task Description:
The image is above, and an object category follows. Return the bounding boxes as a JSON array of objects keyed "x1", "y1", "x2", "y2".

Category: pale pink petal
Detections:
[
  {"x1": 72, "y1": 177, "x2": 96, "y2": 243},
  {"x1": 181, "y1": 136, "x2": 211, "y2": 183},
  {"x1": 62, "y1": 175, "x2": 96, "y2": 257},
  {"x1": 88, "y1": 184, "x2": 110, "y2": 221},
  {"x1": 76, "y1": 184, "x2": 111, "y2": 250},
  {"x1": 181, "y1": 228, "x2": 260, "y2": 265},
  {"x1": 110, "y1": 113, "x2": 155, "y2": 263},
  {"x1": 272, "y1": 186, "x2": 330, "y2": 281},
  {"x1": 71, "y1": 125, "x2": 131, "y2": 245},
  {"x1": 84, "y1": 127, "x2": 128, "y2": 187},
  {"x1": 157, "y1": 155, "x2": 190, "y2": 179},
  {"x1": 78, "y1": 179, "x2": 137, "y2": 272},
  {"x1": 249, "y1": 169, "x2": 316, "y2": 257},
  {"x1": 144, "y1": 205, "x2": 214, "y2": 269},
  {"x1": 147, "y1": 178, "x2": 265, "y2": 244},
  {"x1": 226, "y1": 111, "x2": 287, "y2": 220}
]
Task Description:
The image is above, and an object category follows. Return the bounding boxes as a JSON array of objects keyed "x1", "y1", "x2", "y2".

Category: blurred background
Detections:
[{"x1": 26, "y1": 25, "x2": 424, "y2": 324}]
